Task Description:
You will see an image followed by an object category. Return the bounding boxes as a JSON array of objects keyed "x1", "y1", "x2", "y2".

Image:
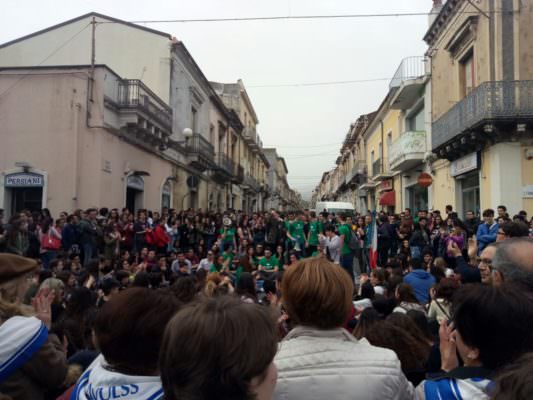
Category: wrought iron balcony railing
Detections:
[
  {"x1": 216, "y1": 153, "x2": 234, "y2": 175},
  {"x1": 117, "y1": 79, "x2": 172, "y2": 131},
  {"x1": 432, "y1": 80, "x2": 533, "y2": 150},
  {"x1": 372, "y1": 159, "x2": 382, "y2": 177},
  {"x1": 184, "y1": 133, "x2": 215, "y2": 160},
  {"x1": 389, "y1": 56, "x2": 426, "y2": 91}
]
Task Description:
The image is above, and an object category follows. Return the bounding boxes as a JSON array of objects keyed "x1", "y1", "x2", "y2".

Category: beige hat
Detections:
[{"x1": 0, "y1": 254, "x2": 39, "y2": 285}]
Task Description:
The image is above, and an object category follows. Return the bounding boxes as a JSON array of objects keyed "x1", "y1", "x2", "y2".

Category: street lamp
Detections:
[{"x1": 183, "y1": 128, "x2": 193, "y2": 136}]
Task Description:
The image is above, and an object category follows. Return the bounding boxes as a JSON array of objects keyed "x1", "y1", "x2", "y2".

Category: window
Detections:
[
  {"x1": 371, "y1": 150, "x2": 375, "y2": 163},
  {"x1": 378, "y1": 142, "x2": 383, "y2": 159},
  {"x1": 407, "y1": 107, "x2": 425, "y2": 131},
  {"x1": 460, "y1": 51, "x2": 475, "y2": 98}
]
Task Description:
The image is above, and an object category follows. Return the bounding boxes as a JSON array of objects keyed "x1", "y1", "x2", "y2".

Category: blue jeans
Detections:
[{"x1": 340, "y1": 251, "x2": 354, "y2": 280}]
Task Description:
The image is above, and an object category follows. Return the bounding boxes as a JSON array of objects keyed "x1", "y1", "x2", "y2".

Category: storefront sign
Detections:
[
  {"x1": 417, "y1": 172, "x2": 433, "y2": 187},
  {"x1": 379, "y1": 180, "x2": 393, "y2": 192},
  {"x1": 450, "y1": 153, "x2": 478, "y2": 177},
  {"x1": 5, "y1": 173, "x2": 44, "y2": 187},
  {"x1": 522, "y1": 185, "x2": 533, "y2": 198}
]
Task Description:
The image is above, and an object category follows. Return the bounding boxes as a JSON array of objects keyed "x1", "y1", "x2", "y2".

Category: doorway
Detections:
[
  {"x1": 459, "y1": 171, "x2": 480, "y2": 218},
  {"x1": 126, "y1": 175, "x2": 144, "y2": 213},
  {"x1": 407, "y1": 185, "x2": 429, "y2": 214},
  {"x1": 10, "y1": 187, "x2": 42, "y2": 214}
]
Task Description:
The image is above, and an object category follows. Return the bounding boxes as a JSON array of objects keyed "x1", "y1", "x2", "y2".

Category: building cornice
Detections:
[{"x1": 424, "y1": 0, "x2": 464, "y2": 46}]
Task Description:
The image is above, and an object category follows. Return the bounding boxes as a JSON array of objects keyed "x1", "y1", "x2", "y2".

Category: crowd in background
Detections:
[{"x1": 0, "y1": 204, "x2": 533, "y2": 400}]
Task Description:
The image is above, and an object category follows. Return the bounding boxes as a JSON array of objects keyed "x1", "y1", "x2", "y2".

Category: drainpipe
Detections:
[
  {"x1": 380, "y1": 120, "x2": 384, "y2": 172},
  {"x1": 380, "y1": 120, "x2": 384, "y2": 211},
  {"x1": 73, "y1": 102, "x2": 82, "y2": 206}
]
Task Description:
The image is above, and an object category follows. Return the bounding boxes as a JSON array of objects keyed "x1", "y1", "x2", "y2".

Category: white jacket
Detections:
[{"x1": 274, "y1": 326, "x2": 415, "y2": 400}]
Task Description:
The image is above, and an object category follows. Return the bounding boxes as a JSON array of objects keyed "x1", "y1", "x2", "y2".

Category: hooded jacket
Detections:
[{"x1": 404, "y1": 269, "x2": 436, "y2": 304}]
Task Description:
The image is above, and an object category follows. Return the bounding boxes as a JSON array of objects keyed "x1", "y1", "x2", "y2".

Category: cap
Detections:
[{"x1": 0, "y1": 254, "x2": 39, "y2": 285}]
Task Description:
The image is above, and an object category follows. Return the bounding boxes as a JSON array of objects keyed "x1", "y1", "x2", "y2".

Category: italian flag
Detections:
[{"x1": 369, "y1": 212, "x2": 378, "y2": 269}]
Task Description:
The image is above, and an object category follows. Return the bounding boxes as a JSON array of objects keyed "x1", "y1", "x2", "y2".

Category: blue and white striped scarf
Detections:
[{"x1": 0, "y1": 316, "x2": 48, "y2": 383}]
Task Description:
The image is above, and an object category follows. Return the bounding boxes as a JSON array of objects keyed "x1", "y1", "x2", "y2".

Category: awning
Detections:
[{"x1": 379, "y1": 190, "x2": 396, "y2": 206}]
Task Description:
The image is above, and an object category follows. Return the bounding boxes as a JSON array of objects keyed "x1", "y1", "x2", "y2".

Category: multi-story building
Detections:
[
  {"x1": 211, "y1": 80, "x2": 270, "y2": 212},
  {"x1": 263, "y1": 148, "x2": 292, "y2": 210},
  {"x1": 0, "y1": 12, "x2": 298, "y2": 216},
  {"x1": 0, "y1": 65, "x2": 179, "y2": 213},
  {"x1": 425, "y1": 0, "x2": 533, "y2": 216}
]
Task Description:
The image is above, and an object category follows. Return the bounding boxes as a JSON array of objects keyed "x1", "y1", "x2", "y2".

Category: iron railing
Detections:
[
  {"x1": 389, "y1": 131, "x2": 427, "y2": 168},
  {"x1": 117, "y1": 80, "x2": 172, "y2": 130},
  {"x1": 235, "y1": 164, "x2": 245, "y2": 183},
  {"x1": 432, "y1": 80, "x2": 533, "y2": 150},
  {"x1": 372, "y1": 159, "x2": 382, "y2": 177},
  {"x1": 244, "y1": 173, "x2": 260, "y2": 191},
  {"x1": 345, "y1": 160, "x2": 367, "y2": 184},
  {"x1": 184, "y1": 133, "x2": 215, "y2": 160},
  {"x1": 389, "y1": 56, "x2": 427, "y2": 91},
  {"x1": 216, "y1": 153, "x2": 234, "y2": 175}
]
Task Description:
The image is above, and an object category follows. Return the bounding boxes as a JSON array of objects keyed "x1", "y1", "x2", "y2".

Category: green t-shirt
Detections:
[
  {"x1": 220, "y1": 227, "x2": 235, "y2": 242},
  {"x1": 259, "y1": 256, "x2": 279, "y2": 270},
  {"x1": 209, "y1": 263, "x2": 221, "y2": 273},
  {"x1": 289, "y1": 220, "x2": 304, "y2": 239},
  {"x1": 222, "y1": 251, "x2": 233, "y2": 265},
  {"x1": 338, "y1": 223, "x2": 352, "y2": 256},
  {"x1": 308, "y1": 221, "x2": 322, "y2": 246}
]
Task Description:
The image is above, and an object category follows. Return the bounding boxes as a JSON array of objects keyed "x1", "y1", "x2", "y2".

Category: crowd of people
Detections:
[{"x1": 0, "y1": 204, "x2": 532, "y2": 400}]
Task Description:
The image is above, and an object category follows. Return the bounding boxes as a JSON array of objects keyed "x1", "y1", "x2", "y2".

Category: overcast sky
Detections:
[{"x1": 2, "y1": 0, "x2": 432, "y2": 200}]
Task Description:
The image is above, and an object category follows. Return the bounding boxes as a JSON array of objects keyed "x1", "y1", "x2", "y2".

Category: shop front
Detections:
[
  {"x1": 378, "y1": 179, "x2": 395, "y2": 214},
  {"x1": 1, "y1": 170, "x2": 47, "y2": 217},
  {"x1": 451, "y1": 152, "x2": 480, "y2": 218}
]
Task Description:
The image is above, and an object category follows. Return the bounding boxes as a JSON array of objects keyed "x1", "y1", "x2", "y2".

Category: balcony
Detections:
[
  {"x1": 106, "y1": 79, "x2": 172, "y2": 147},
  {"x1": 345, "y1": 161, "x2": 367, "y2": 185},
  {"x1": 432, "y1": 80, "x2": 533, "y2": 159},
  {"x1": 243, "y1": 127, "x2": 259, "y2": 151},
  {"x1": 232, "y1": 164, "x2": 245, "y2": 184},
  {"x1": 389, "y1": 57, "x2": 427, "y2": 110},
  {"x1": 212, "y1": 153, "x2": 235, "y2": 183},
  {"x1": 371, "y1": 158, "x2": 393, "y2": 181},
  {"x1": 243, "y1": 173, "x2": 260, "y2": 192},
  {"x1": 184, "y1": 133, "x2": 215, "y2": 172},
  {"x1": 389, "y1": 131, "x2": 427, "y2": 172}
]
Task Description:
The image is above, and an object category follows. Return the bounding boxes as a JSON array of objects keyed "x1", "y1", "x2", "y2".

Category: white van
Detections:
[{"x1": 314, "y1": 201, "x2": 355, "y2": 216}]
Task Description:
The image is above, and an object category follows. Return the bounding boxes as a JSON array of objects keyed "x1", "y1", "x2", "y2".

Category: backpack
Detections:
[{"x1": 348, "y1": 229, "x2": 361, "y2": 251}]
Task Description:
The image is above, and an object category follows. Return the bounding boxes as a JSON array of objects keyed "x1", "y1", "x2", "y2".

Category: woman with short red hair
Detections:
[{"x1": 274, "y1": 257, "x2": 414, "y2": 399}]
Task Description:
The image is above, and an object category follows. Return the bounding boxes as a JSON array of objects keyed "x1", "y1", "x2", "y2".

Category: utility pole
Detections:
[{"x1": 89, "y1": 16, "x2": 96, "y2": 103}]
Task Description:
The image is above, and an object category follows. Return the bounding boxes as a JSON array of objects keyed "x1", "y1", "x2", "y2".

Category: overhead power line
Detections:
[
  {"x1": 0, "y1": 23, "x2": 91, "y2": 100},
  {"x1": 97, "y1": 10, "x2": 501, "y2": 25},
  {"x1": 248, "y1": 77, "x2": 391, "y2": 88}
]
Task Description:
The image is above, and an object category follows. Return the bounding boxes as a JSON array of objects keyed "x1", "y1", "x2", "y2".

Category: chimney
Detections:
[{"x1": 429, "y1": 0, "x2": 443, "y2": 27}]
